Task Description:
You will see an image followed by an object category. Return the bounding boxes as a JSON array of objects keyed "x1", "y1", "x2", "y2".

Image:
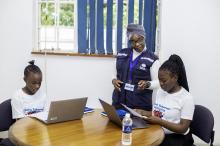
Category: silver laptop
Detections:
[
  {"x1": 31, "y1": 97, "x2": 87, "y2": 124},
  {"x1": 99, "y1": 99, "x2": 148, "y2": 129}
]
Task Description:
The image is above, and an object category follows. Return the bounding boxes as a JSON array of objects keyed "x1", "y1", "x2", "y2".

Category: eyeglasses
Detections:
[{"x1": 129, "y1": 38, "x2": 145, "y2": 46}]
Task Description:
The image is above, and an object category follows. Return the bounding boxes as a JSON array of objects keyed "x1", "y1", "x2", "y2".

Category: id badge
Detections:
[{"x1": 124, "y1": 83, "x2": 135, "y2": 91}]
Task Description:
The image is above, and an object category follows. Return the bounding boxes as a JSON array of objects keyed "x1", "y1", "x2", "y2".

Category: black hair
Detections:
[
  {"x1": 24, "y1": 60, "x2": 42, "y2": 77},
  {"x1": 159, "y1": 54, "x2": 189, "y2": 91}
]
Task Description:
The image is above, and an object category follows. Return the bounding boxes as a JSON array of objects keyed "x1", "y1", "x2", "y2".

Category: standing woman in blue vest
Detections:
[{"x1": 112, "y1": 24, "x2": 160, "y2": 111}]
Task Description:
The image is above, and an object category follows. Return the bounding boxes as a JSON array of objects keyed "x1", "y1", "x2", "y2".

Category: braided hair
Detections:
[
  {"x1": 159, "y1": 54, "x2": 189, "y2": 91},
  {"x1": 24, "y1": 60, "x2": 42, "y2": 77}
]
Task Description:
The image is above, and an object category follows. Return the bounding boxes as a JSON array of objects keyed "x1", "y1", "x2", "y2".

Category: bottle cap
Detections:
[{"x1": 125, "y1": 113, "x2": 130, "y2": 118}]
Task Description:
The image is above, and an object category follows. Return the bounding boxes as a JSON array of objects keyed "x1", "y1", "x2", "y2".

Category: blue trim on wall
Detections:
[
  {"x1": 77, "y1": 0, "x2": 88, "y2": 53},
  {"x1": 96, "y1": 0, "x2": 105, "y2": 54},
  {"x1": 106, "y1": 0, "x2": 113, "y2": 54}
]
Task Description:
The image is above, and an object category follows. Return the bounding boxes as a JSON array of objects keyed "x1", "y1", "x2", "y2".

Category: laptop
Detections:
[
  {"x1": 99, "y1": 99, "x2": 148, "y2": 129},
  {"x1": 31, "y1": 97, "x2": 88, "y2": 124}
]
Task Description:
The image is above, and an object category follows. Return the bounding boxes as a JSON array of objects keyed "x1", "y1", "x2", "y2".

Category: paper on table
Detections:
[
  {"x1": 121, "y1": 104, "x2": 148, "y2": 119},
  {"x1": 84, "y1": 107, "x2": 94, "y2": 114},
  {"x1": 30, "y1": 111, "x2": 48, "y2": 121}
]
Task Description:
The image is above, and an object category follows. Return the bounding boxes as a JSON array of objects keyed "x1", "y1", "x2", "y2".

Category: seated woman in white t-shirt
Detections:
[
  {"x1": 11, "y1": 60, "x2": 47, "y2": 120},
  {"x1": 135, "y1": 54, "x2": 194, "y2": 146}
]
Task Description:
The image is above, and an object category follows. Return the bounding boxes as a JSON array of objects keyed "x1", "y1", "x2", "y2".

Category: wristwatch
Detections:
[{"x1": 145, "y1": 81, "x2": 151, "y2": 89}]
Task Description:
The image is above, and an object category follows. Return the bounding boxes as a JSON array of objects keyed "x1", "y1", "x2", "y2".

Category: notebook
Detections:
[
  {"x1": 101, "y1": 109, "x2": 127, "y2": 118},
  {"x1": 99, "y1": 99, "x2": 148, "y2": 129},
  {"x1": 84, "y1": 107, "x2": 94, "y2": 114},
  {"x1": 31, "y1": 97, "x2": 87, "y2": 124}
]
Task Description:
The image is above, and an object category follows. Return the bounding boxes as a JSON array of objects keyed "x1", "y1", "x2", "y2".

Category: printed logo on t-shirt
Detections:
[
  {"x1": 153, "y1": 103, "x2": 170, "y2": 118},
  {"x1": 24, "y1": 108, "x2": 44, "y2": 115},
  {"x1": 153, "y1": 110, "x2": 163, "y2": 118}
]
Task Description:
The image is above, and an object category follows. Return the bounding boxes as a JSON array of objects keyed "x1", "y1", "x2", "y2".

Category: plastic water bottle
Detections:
[{"x1": 122, "y1": 113, "x2": 132, "y2": 145}]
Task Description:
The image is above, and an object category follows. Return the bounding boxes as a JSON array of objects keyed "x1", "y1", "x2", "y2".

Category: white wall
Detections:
[
  {"x1": 0, "y1": 0, "x2": 219, "y2": 145},
  {"x1": 0, "y1": 0, "x2": 115, "y2": 108},
  {"x1": 160, "y1": 0, "x2": 220, "y2": 145}
]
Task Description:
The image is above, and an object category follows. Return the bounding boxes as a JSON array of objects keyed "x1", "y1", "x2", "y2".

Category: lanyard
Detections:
[{"x1": 128, "y1": 51, "x2": 143, "y2": 82}]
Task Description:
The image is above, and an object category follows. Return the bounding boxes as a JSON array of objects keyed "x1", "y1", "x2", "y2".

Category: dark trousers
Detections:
[
  {"x1": 159, "y1": 133, "x2": 194, "y2": 146},
  {"x1": 0, "y1": 138, "x2": 15, "y2": 146}
]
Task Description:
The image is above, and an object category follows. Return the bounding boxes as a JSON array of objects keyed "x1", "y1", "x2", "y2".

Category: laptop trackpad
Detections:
[{"x1": 132, "y1": 117, "x2": 148, "y2": 129}]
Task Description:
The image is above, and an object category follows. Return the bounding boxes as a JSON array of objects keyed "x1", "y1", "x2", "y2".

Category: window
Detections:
[
  {"x1": 35, "y1": 0, "x2": 75, "y2": 52},
  {"x1": 33, "y1": 0, "x2": 158, "y2": 56}
]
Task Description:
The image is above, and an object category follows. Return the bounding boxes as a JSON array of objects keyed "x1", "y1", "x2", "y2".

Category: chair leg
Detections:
[{"x1": 210, "y1": 130, "x2": 215, "y2": 146}]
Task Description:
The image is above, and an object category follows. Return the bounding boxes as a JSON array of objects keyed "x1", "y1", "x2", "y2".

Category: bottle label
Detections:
[{"x1": 123, "y1": 125, "x2": 132, "y2": 133}]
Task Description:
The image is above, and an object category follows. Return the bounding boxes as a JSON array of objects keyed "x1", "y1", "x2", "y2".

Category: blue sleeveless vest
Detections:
[{"x1": 112, "y1": 48, "x2": 158, "y2": 110}]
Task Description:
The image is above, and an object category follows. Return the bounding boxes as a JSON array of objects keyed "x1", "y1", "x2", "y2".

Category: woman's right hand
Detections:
[{"x1": 112, "y1": 79, "x2": 123, "y2": 92}]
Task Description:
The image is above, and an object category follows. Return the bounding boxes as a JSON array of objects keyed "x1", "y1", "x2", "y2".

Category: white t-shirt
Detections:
[
  {"x1": 11, "y1": 88, "x2": 47, "y2": 119},
  {"x1": 153, "y1": 87, "x2": 194, "y2": 134}
]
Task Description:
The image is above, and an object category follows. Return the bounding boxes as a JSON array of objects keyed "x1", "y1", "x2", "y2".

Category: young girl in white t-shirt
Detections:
[
  {"x1": 11, "y1": 60, "x2": 47, "y2": 119},
  {"x1": 135, "y1": 54, "x2": 194, "y2": 146}
]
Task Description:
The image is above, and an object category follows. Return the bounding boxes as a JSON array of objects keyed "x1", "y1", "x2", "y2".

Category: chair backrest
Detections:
[
  {"x1": 0, "y1": 99, "x2": 16, "y2": 131},
  {"x1": 190, "y1": 105, "x2": 215, "y2": 146}
]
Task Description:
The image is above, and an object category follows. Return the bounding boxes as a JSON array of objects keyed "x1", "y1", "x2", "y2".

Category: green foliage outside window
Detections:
[
  {"x1": 59, "y1": 4, "x2": 74, "y2": 26},
  {"x1": 41, "y1": 3, "x2": 55, "y2": 26},
  {"x1": 41, "y1": 2, "x2": 74, "y2": 26},
  {"x1": 40, "y1": 1, "x2": 142, "y2": 28},
  {"x1": 103, "y1": 1, "x2": 139, "y2": 28}
]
